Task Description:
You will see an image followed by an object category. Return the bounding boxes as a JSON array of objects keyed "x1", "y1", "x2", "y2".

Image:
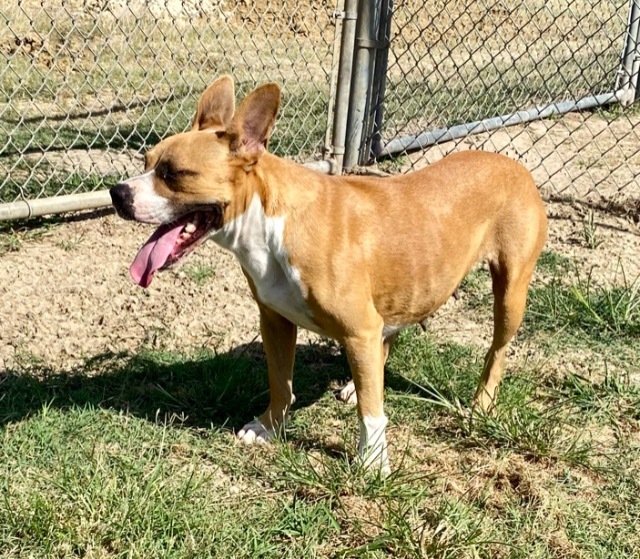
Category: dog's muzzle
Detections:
[{"x1": 110, "y1": 183, "x2": 135, "y2": 220}]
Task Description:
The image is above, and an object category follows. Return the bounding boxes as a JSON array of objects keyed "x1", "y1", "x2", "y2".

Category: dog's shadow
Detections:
[
  {"x1": 0, "y1": 342, "x2": 353, "y2": 430},
  {"x1": 0, "y1": 340, "x2": 430, "y2": 437}
]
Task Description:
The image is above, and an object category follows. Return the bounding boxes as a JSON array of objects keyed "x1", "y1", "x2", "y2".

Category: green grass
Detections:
[
  {"x1": 456, "y1": 250, "x2": 576, "y2": 313},
  {"x1": 595, "y1": 99, "x2": 640, "y2": 121},
  {"x1": 581, "y1": 210, "x2": 605, "y2": 249},
  {"x1": 456, "y1": 251, "x2": 640, "y2": 348},
  {"x1": 524, "y1": 266, "x2": 640, "y2": 342},
  {"x1": 457, "y1": 265, "x2": 493, "y2": 310},
  {"x1": 535, "y1": 250, "x2": 573, "y2": 275},
  {"x1": 2, "y1": 318, "x2": 639, "y2": 557},
  {"x1": 181, "y1": 263, "x2": 216, "y2": 285},
  {"x1": 2, "y1": 249, "x2": 640, "y2": 557},
  {"x1": 382, "y1": 50, "x2": 621, "y2": 140},
  {"x1": 386, "y1": 332, "x2": 596, "y2": 467}
]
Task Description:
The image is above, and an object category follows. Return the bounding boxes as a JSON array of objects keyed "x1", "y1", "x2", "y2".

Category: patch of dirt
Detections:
[
  {"x1": 0, "y1": 211, "x2": 321, "y2": 368},
  {"x1": 0, "y1": 199, "x2": 638, "y2": 370},
  {"x1": 9, "y1": 0, "x2": 333, "y2": 39}
]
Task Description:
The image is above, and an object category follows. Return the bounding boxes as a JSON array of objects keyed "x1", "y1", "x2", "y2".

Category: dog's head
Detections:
[{"x1": 110, "y1": 76, "x2": 280, "y2": 287}]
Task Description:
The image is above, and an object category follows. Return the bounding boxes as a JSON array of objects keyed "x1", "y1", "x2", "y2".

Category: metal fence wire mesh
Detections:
[
  {"x1": 1, "y1": 0, "x2": 639, "y2": 214},
  {"x1": 0, "y1": 0, "x2": 337, "y2": 205},
  {"x1": 369, "y1": 0, "x2": 640, "y2": 206}
]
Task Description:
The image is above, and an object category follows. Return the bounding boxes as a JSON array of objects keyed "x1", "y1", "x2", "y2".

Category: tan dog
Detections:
[{"x1": 110, "y1": 76, "x2": 547, "y2": 473}]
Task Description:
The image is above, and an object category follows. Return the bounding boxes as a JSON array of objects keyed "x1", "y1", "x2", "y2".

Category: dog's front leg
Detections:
[
  {"x1": 337, "y1": 331, "x2": 399, "y2": 405},
  {"x1": 343, "y1": 317, "x2": 390, "y2": 475},
  {"x1": 237, "y1": 304, "x2": 297, "y2": 444}
]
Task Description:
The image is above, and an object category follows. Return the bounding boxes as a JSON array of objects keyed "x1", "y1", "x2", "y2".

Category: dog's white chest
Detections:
[{"x1": 211, "y1": 195, "x2": 321, "y2": 334}]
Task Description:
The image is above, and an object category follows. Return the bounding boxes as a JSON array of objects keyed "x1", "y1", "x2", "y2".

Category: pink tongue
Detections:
[{"x1": 129, "y1": 222, "x2": 184, "y2": 288}]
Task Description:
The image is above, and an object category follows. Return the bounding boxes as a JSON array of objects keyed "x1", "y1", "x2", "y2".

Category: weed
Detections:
[
  {"x1": 581, "y1": 210, "x2": 604, "y2": 249},
  {"x1": 388, "y1": 343, "x2": 594, "y2": 467},
  {"x1": 458, "y1": 264, "x2": 492, "y2": 309},
  {"x1": 548, "y1": 368, "x2": 640, "y2": 422},
  {"x1": 0, "y1": 230, "x2": 22, "y2": 255},
  {"x1": 182, "y1": 263, "x2": 216, "y2": 285},
  {"x1": 0, "y1": 220, "x2": 56, "y2": 255},
  {"x1": 56, "y1": 233, "x2": 85, "y2": 252},
  {"x1": 595, "y1": 100, "x2": 640, "y2": 122}
]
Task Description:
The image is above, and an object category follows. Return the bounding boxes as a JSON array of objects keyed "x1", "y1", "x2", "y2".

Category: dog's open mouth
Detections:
[{"x1": 130, "y1": 209, "x2": 222, "y2": 288}]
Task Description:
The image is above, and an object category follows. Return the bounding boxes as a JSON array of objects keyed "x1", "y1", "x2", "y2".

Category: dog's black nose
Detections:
[
  {"x1": 109, "y1": 183, "x2": 135, "y2": 220},
  {"x1": 110, "y1": 182, "x2": 132, "y2": 207}
]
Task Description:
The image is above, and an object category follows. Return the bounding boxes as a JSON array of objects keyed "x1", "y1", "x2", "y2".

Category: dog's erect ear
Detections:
[
  {"x1": 191, "y1": 75, "x2": 235, "y2": 132},
  {"x1": 227, "y1": 83, "x2": 280, "y2": 161}
]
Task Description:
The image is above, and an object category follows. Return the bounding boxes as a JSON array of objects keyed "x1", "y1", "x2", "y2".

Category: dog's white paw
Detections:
[
  {"x1": 336, "y1": 380, "x2": 358, "y2": 405},
  {"x1": 237, "y1": 419, "x2": 274, "y2": 444},
  {"x1": 358, "y1": 414, "x2": 390, "y2": 476},
  {"x1": 361, "y1": 447, "x2": 391, "y2": 477}
]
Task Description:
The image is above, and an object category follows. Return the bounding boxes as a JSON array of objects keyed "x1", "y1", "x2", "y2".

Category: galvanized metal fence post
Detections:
[
  {"x1": 369, "y1": 0, "x2": 393, "y2": 160},
  {"x1": 343, "y1": 0, "x2": 378, "y2": 170},
  {"x1": 342, "y1": 0, "x2": 392, "y2": 170},
  {"x1": 618, "y1": 0, "x2": 640, "y2": 106},
  {"x1": 329, "y1": 0, "x2": 359, "y2": 175}
]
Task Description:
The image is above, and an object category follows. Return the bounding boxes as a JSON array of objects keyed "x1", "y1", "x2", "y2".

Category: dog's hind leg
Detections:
[
  {"x1": 383, "y1": 331, "x2": 400, "y2": 363},
  {"x1": 472, "y1": 259, "x2": 536, "y2": 412},
  {"x1": 337, "y1": 380, "x2": 358, "y2": 404}
]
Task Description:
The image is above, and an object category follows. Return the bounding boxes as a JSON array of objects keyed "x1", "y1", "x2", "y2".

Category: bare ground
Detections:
[{"x1": 1, "y1": 198, "x2": 638, "y2": 370}]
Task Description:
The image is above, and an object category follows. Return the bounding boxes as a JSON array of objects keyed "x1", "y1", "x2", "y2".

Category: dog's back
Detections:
[{"x1": 280, "y1": 151, "x2": 547, "y2": 330}]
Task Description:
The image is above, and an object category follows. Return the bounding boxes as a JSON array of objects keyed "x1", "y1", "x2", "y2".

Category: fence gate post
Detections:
[
  {"x1": 329, "y1": 0, "x2": 359, "y2": 175},
  {"x1": 369, "y1": 0, "x2": 393, "y2": 160},
  {"x1": 343, "y1": 0, "x2": 392, "y2": 170},
  {"x1": 618, "y1": 0, "x2": 640, "y2": 106}
]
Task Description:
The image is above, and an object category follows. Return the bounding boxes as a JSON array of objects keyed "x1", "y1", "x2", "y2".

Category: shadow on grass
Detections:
[
  {"x1": 0, "y1": 342, "x2": 350, "y2": 431},
  {"x1": 0, "y1": 333, "x2": 463, "y2": 459}
]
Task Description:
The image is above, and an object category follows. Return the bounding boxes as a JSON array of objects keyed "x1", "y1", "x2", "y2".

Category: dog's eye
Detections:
[
  {"x1": 157, "y1": 165, "x2": 177, "y2": 181},
  {"x1": 159, "y1": 166, "x2": 196, "y2": 181}
]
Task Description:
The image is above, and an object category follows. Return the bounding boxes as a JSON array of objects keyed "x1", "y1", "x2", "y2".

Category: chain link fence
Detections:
[
  {"x1": 0, "y1": 0, "x2": 337, "y2": 211},
  {"x1": 1, "y1": 0, "x2": 639, "y2": 219},
  {"x1": 368, "y1": 0, "x2": 640, "y2": 208}
]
